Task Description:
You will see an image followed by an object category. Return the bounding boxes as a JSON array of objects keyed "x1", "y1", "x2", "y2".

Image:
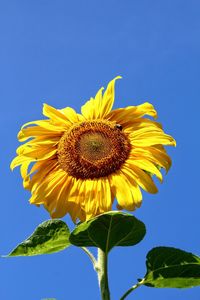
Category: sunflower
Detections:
[{"x1": 11, "y1": 77, "x2": 176, "y2": 222}]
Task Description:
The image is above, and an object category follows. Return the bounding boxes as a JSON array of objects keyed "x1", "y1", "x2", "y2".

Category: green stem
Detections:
[
  {"x1": 120, "y1": 279, "x2": 145, "y2": 300},
  {"x1": 96, "y1": 248, "x2": 110, "y2": 300}
]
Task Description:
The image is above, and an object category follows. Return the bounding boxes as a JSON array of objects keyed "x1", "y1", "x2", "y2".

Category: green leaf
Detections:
[
  {"x1": 144, "y1": 247, "x2": 200, "y2": 288},
  {"x1": 7, "y1": 219, "x2": 71, "y2": 257},
  {"x1": 69, "y1": 211, "x2": 146, "y2": 252}
]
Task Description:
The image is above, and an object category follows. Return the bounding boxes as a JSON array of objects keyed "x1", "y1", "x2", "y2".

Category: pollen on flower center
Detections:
[
  {"x1": 79, "y1": 132, "x2": 113, "y2": 161},
  {"x1": 57, "y1": 121, "x2": 131, "y2": 179}
]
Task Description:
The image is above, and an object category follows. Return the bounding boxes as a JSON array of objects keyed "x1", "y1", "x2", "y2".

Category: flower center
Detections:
[{"x1": 57, "y1": 121, "x2": 131, "y2": 179}]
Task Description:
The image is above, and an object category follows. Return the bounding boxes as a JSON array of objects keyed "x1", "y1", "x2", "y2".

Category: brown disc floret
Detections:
[{"x1": 58, "y1": 121, "x2": 131, "y2": 179}]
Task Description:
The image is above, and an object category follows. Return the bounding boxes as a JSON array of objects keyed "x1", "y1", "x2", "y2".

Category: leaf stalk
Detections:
[{"x1": 120, "y1": 278, "x2": 145, "y2": 300}]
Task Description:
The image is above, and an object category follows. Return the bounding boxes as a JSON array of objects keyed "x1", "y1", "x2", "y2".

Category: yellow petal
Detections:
[
  {"x1": 18, "y1": 125, "x2": 63, "y2": 142},
  {"x1": 81, "y1": 97, "x2": 99, "y2": 119},
  {"x1": 67, "y1": 179, "x2": 85, "y2": 222},
  {"x1": 29, "y1": 169, "x2": 66, "y2": 204},
  {"x1": 123, "y1": 165, "x2": 158, "y2": 194},
  {"x1": 27, "y1": 160, "x2": 58, "y2": 191},
  {"x1": 126, "y1": 158, "x2": 163, "y2": 182},
  {"x1": 107, "y1": 102, "x2": 158, "y2": 125},
  {"x1": 50, "y1": 176, "x2": 73, "y2": 219},
  {"x1": 10, "y1": 156, "x2": 33, "y2": 170},
  {"x1": 84, "y1": 180, "x2": 99, "y2": 220},
  {"x1": 20, "y1": 160, "x2": 32, "y2": 180},
  {"x1": 120, "y1": 168, "x2": 142, "y2": 207},
  {"x1": 129, "y1": 131, "x2": 176, "y2": 147},
  {"x1": 100, "y1": 76, "x2": 121, "y2": 118},
  {"x1": 21, "y1": 120, "x2": 64, "y2": 131},
  {"x1": 130, "y1": 146, "x2": 172, "y2": 172},
  {"x1": 81, "y1": 76, "x2": 121, "y2": 120},
  {"x1": 16, "y1": 137, "x2": 59, "y2": 160},
  {"x1": 20, "y1": 136, "x2": 60, "y2": 146},
  {"x1": 109, "y1": 171, "x2": 138, "y2": 210},
  {"x1": 60, "y1": 107, "x2": 82, "y2": 123},
  {"x1": 124, "y1": 118, "x2": 163, "y2": 132},
  {"x1": 16, "y1": 146, "x2": 57, "y2": 160},
  {"x1": 43, "y1": 103, "x2": 72, "y2": 126},
  {"x1": 99, "y1": 178, "x2": 112, "y2": 213}
]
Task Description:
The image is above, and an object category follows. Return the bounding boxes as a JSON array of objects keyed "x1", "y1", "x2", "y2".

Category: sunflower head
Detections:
[
  {"x1": 57, "y1": 120, "x2": 131, "y2": 179},
  {"x1": 11, "y1": 77, "x2": 176, "y2": 222}
]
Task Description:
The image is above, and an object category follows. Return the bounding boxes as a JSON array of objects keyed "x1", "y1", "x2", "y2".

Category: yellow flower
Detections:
[{"x1": 11, "y1": 77, "x2": 176, "y2": 222}]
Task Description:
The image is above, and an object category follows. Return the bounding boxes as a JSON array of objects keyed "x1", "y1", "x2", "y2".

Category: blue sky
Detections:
[{"x1": 1, "y1": 0, "x2": 200, "y2": 299}]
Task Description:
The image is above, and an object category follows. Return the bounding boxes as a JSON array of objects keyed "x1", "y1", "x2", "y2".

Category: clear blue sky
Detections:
[{"x1": 1, "y1": 1, "x2": 200, "y2": 299}]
